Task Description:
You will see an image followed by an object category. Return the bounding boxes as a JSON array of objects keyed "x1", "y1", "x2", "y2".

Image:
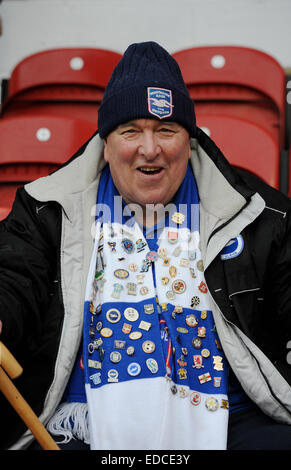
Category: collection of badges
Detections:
[{"x1": 86, "y1": 216, "x2": 228, "y2": 413}]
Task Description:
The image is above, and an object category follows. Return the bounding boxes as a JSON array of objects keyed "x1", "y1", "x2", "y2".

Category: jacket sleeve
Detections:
[
  {"x1": 245, "y1": 171, "x2": 291, "y2": 367},
  {"x1": 0, "y1": 188, "x2": 61, "y2": 352},
  {"x1": 266, "y1": 205, "x2": 291, "y2": 355}
]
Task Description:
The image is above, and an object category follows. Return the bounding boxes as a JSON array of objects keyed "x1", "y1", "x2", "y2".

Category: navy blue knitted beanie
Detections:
[{"x1": 98, "y1": 41, "x2": 196, "y2": 138}]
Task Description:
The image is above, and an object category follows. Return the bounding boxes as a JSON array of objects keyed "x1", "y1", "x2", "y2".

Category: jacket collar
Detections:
[
  {"x1": 191, "y1": 128, "x2": 265, "y2": 269},
  {"x1": 190, "y1": 135, "x2": 247, "y2": 220}
]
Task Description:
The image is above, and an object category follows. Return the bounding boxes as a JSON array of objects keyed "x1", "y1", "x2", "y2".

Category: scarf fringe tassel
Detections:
[{"x1": 46, "y1": 402, "x2": 90, "y2": 444}]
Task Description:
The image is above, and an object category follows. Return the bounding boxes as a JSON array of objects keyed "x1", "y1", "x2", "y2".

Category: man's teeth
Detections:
[{"x1": 139, "y1": 167, "x2": 161, "y2": 173}]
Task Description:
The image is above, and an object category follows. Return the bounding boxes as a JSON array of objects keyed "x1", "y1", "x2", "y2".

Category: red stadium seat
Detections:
[
  {"x1": 0, "y1": 184, "x2": 21, "y2": 220},
  {"x1": 173, "y1": 46, "x2": 286, "y2": 149},
  {"x1": 0, "y1": 207, "x2": 11, "y2": 220},
  {"x1": 1, "y1": 48, "x2": 122, "y2": 124},
  {"x1": 197, "y1": 114, "x2": 280, "y2": 189},
  {"x1": 0, "y1": 114, "x2": 97, "y2": 181},
  {"x1": 0, "y1": 114, "x2": 97, "y2": 220}
]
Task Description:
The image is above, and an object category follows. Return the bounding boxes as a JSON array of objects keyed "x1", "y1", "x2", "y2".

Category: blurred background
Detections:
[{"x1": 0, "y1": 0, "x2": 291, "y2": 220}]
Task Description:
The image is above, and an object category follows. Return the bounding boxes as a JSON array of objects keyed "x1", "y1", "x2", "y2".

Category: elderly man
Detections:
[{"x1": 1, "y1": 42, "x2": 291, "y2": 451}]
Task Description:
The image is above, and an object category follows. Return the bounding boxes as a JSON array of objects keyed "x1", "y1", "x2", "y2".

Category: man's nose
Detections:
[{"x1": 138, "y1": 133, "x2": 161, "y2": 159}]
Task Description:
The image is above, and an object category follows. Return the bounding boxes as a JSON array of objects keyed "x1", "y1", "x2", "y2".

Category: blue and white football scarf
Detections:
[{"x1": 48, "y1": 163, "x2": 229, "y2": 449}]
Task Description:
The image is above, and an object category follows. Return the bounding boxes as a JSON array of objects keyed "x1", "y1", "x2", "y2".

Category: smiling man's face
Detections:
[{"x1": 104, "y1": 118, "x2": 191, "y2": 220}]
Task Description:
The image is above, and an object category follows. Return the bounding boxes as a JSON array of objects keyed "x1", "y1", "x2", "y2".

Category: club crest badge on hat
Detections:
[{"x1": 147, "y1": 87, "x2": 174, "y2": 119}]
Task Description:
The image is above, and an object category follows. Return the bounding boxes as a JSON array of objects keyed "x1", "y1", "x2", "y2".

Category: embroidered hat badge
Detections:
[{"x1": 147, "y1": 87, "x2": 174, "y2": 119}]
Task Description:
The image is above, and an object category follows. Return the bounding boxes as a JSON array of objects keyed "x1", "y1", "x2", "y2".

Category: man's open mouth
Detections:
[{"x1": 137, "y1": 167, "x2": 163, "y2": 175}]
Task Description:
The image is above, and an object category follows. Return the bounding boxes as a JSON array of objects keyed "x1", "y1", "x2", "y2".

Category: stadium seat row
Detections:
[{"x1": 0, "y1": 45, "x2": 290, "y2": 220}]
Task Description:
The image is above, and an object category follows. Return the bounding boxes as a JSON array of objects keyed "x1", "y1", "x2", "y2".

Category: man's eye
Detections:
[
  {"x1": 122, "y1": 129, "x2": 136, "y2": 134},
  {"x1": 159, "y1": 128, "x2": 174, "y2": 133}
]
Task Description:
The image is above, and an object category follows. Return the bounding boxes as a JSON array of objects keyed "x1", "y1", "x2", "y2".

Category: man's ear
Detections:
[{"x1": 103, "y1": 138, "x2": 109, "y2": 162}]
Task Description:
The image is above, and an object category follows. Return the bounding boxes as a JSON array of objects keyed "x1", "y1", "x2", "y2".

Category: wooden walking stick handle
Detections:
[
  {"x1": 0, "y1": 341, "x2": 60, "y2": 450},
  {"x1": 0, "y1": 341, "x2": 23, "y2": 379}
]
